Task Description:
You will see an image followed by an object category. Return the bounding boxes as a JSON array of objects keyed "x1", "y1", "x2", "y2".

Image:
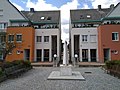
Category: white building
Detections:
[
  {"x1": 70, "y1": 5, "x2": 113, "y2": 62},
  {"x1": 0, "y1": 0, "x2": 28, "y2": 31},
  {"x1": 22, "y1": 10, "x2": 61, "y2": 62}
]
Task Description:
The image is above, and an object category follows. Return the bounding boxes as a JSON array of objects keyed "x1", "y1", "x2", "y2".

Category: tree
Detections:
[{"x1": 0, "y1": 32, "x2": 16, "y2": 61}]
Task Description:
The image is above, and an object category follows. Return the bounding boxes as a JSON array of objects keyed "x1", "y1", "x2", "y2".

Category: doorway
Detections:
[
  {"x1": 44, "y1": 49, "x2": 49, "y2": 62},
  {"x1": 104, "y1": 49, "x2": 110, "y2": 62},
  {"x1": 90, "y1": 49, "x2": 97, "y2": 62},
  {"x1": 24, "y1": 49, "x2": 30, "y2": 60}
]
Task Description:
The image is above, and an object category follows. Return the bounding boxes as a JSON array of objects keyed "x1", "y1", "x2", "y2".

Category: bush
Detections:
[
  {"x1": 105, "y1": 60, "x2": 120, "y2": 69},
  {"x1": 22, "y1": 60, "x2": 32, "y2": 68},
  {"x1": 1, "y1": 61, "x2": 13, "y2": 68},
  {"x1": 0, "y1": 67, "x2": 3, "y2": 77},
  {"x1": 12, "y1": 60, "x2": 23, "y2": 66}
]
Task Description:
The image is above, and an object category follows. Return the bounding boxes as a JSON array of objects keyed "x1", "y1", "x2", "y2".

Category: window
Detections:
[
  {"x1": 16, "y1": 34, "x2": 22, "y2": 42},
  {"x1": 0, "y1": 23, "x2": 7, "y2": 29},
  {"x1": 47, "y1": 17, "x2": 51, "y2": 21},
  {"x1": 87, "y1": 15, "x2": 91, "y2": 18},
  {"x1": 0, "y1": 35, "x2": 6, "y2": 43},
  {"x1": 112, "y1": 32, "x2": 119, "y2": 41},
  {"x1": 82, "y1": 35, "x2": 88, "y2": 42},
  {"x1": 36, "y1": 36, "x2": 42, "y2": 42},
  {"x1": 0, "y1": 51, "x2": 3, "y2": 60},
  {"x1": 41, "y1": 16, "x2": 45, "y2": 20},
  {"x1": 0, "y1": 10, "x2": 3, "y2": 16},
  {"x1": 90, "y1": 35, "x2": 96, "y2": 42},
  {"x1": 8, "y1": 35, "x2": 14, "y2": 42},
  {"x1": 44, "y1": 36, "x2": 49, "y2": 42}
]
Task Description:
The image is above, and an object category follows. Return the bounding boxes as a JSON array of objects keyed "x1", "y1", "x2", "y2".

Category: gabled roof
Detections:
[
  {"x1": 21, "y1": 10, "x2": 60, "y2": 24},
  {"x1": 8, "y1": 0, "x2": 28, "y2": 21},
  {"x1": 105, "y1": 2, "x2": 120, "y2": 17},
  {"x1": 70, "y1": 8, "x2": 112, "y2": 23}
]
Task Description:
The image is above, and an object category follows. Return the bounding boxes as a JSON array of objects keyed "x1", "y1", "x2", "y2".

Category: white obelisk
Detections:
[{"x1": 63, "y1": 41, "x2": 68, "y2": 66}]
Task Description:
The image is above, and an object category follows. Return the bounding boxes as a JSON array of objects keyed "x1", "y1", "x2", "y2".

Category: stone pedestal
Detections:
[{"x1": 60, "y1": 65, "x2": 72, "y2": 76}]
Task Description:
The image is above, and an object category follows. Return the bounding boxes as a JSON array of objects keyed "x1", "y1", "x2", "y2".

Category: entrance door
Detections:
[
  {"x1": 36, "y1": 49, "x2": 42, "y2": 62},
  {"x1": 82, "y1": 49, "x2": 88, "y2": 62},
  {"x1": 44, "y1": 49, "x2": 49, "y2": 62},
  {"x1": 104, "y1": 49, "x2": 110, "y2": 62},
  {"x1": 90, "y1": 49, "x2": 96, "y2": 62},
  {"x1": 24, "y1": 49, "x2": 30, "y2": 60}
]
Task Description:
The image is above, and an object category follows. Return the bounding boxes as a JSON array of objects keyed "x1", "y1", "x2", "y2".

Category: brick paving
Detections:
[{"x1": 0, "y1": 67, "x2": 120, "y2": 90}]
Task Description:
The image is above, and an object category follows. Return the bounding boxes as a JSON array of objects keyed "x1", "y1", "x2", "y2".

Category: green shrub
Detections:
[
  {"x1": 1, "y1": 61, "x2": 13, "y2": 68},
  {"x1": 22, "y1": 60, "x2": 32, "y2": 68},
  {"x1": 105, "y1": 60, "x2": 120, "y2": 69},
  {"x1": 12, "y1": 60, "x2": 23, "y2": 66},
  {"x1": 0, "y1": 67, "x2": 3, "y2": 77}
]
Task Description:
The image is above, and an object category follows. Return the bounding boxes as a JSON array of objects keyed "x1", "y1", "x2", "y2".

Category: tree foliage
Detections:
[{"x1": 0, "y1": 32, "x2": 16, "y2": 61}]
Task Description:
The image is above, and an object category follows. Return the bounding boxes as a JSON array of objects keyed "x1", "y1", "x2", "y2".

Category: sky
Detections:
[{"x1": 10, "y1": 0, "x2": 119, "y2": 43}]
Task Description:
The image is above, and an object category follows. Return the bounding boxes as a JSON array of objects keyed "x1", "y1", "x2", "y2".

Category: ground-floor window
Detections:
[
  {"x1": 82, "y1": 49, "x2": 88, "y2": 62},
  {"x1": 36, "y1": 49, "x2": 42, "y2": 62},
  {"x1": 0, "y1": 51, "x2": 3, "y2": 60}
]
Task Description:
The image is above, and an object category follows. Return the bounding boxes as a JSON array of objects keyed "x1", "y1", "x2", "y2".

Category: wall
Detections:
[
  {"x1": 0, "y1": 0, "x2": 25, "y2": 26},
  {"x1": 6, "y1": 27, "x2": 35, "y2": 62},
  {"x1": 35, "y1": 28, "x2": 60, "y2": 62},
  {"x1": 71, "y1": 27, "x2": 98, "y2": 61},
  {"x1": 98, "y1": 25, "x2": 120, "y2": 62}
]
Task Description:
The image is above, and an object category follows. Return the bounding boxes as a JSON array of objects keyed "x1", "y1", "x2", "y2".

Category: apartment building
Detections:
[
  {"x1": 0, "y1": 0, "x2": 61, "y2": 62},
  {"x1": 98, "y1": 2, "x2": 120, "y2": 62},
  {"x1": 70, "y1": 5, "x2": 114, "y2": 62},
  {"x1": 22, "y1": 10, "x2": 61, "y2": 62},
  {"x1": 6, "y1": 27, "x2": 35, "y2": 62}
]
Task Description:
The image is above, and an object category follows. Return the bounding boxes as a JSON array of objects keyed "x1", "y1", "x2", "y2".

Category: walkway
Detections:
[{"x1": 0, "y1": 67, "x2": 120, "y2": 90}]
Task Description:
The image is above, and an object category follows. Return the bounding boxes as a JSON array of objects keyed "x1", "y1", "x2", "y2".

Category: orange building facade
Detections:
[
  {"x1": 98, "y1": 25, "x2": 120, "y2": 63},
  {"x1": 6, "y1": 27, "x2": 35, "y2": 62}
]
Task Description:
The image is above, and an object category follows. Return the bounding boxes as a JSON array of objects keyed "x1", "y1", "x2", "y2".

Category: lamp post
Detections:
[
  {"x1": 74, "y1": 54, "x2": 78, "y2": 67},
  {"x1": 54, "y1": 54, "x2": 57, "y2": 67}
]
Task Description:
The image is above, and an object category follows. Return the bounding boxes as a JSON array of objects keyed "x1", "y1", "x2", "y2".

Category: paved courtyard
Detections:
[{"x1": 0, "y1": 67, "x2": 120, "y2": 90}]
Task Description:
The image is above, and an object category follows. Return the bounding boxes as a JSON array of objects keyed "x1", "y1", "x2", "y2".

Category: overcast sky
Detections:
[{"x1": 10, "y1": 0, "x2": 119, "y2": 43}]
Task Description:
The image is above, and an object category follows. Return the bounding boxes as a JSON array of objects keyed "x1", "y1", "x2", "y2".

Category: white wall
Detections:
[
  {"x1": 0, "y1": 0, "x2": 25, "y2": 26},
  {"x1": 35, "y1": 29, "x2": 60, "y2": 62},
  {"x1": 71, "y1": 28, "x2": 98, "y2": 62}
]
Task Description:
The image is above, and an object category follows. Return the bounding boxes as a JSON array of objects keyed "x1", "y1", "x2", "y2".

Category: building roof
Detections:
[
  {"x1": 70, "y1": 8, "x2": 112, "y2": 23},
  {"x1": 21, "y1": 10, "x2": 60, "y2": 24},
  {"x1": 8, "y1": 0, "x2": 28, "y2": 21}
]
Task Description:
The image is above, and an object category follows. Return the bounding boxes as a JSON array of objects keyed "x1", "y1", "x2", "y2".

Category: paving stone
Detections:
[{"x1": 0, "y1": 67, "x2": 120, "y2": 90}]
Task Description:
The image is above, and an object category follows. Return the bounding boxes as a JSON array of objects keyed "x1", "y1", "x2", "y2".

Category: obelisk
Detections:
[{"x1": 63, "y1": 41, "x2": 68, "y2": 66}]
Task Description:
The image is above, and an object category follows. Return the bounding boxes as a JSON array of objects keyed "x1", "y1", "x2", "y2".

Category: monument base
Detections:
[
  {"x1": 48, "y1": 65, "x2": 85, "y2": 80},
  {"x1": 47, "y1": 71, "x2": 85, "y2": 80},
  {"x1": 60, "y1": 65, "x2": 72, "y2": 76}
]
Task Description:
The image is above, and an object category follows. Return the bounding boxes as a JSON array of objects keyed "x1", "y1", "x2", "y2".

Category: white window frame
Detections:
[
  {"x1": 90, "y1": 35, "x2": 97, "y2": 43},
  {"x1": 16, "y1": 34, "x2": 22, "y2": 42},
  {"x1": 112, "y1": 32, "x2": 119, "y2": 41},
  {"x1": 82, "y1": 35, "x2": 88, "y2": 42},
  {"x1": 0, "y1": 23, "x2": 7, "y2": 29},
  {"x1": 8, "y1": 34, "x2": 14, "y2": 42},
  {"x1": 0, "y1": 9, "x2": 3, "y2": 16},
  {"x1": 41, "y1": 16, "x2": 45, "y2": 20},
  {"x1": 44, "y1": 36, "x2": 49, "y2": 42},
  {"x1": 36, "y1": 36, "x2": 42, "y2": 42}
]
